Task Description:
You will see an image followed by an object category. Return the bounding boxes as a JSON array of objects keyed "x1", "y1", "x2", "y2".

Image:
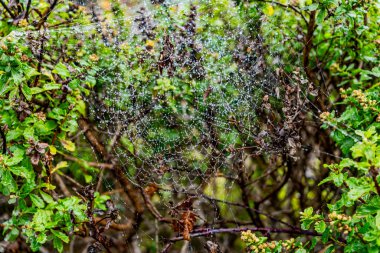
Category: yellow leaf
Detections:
[
  {"x1": 145, "y1": 40, "x2": 155, "y2": 49},
  {"x1": 60, "y1": 139, "x2": 75, "y2": 152},
  {"x1": 49, "y1": 145, "x2": 57, "y2": 155},
  {"x1": 55, "y1": 161, "x2": 68, "y2": 169},
  {"x1": 267, "y1": 5, "x2": 274, "y2": 16},
  {"x1": 51, "y1": 161, "x2": 69, "y2": 174}
]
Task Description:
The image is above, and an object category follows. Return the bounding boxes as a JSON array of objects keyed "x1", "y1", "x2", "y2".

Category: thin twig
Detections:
[
  {"x1": 0, "y1": 0, "x2": 15, "y2": 18},
  {"x1": 160, "y1": 242, "x2": 173, "y2": 253},
  {"x1": 158, "y1": 186, "x2": 297, "y2": 229},
  {"x1": 167, "y1": 226, "x2": 320, "y2": 242},
  {"x1": 61, "y1": 153, "x2": 114, "y2": 169},
  {"x1": 54, "y1": 174, "x2": 71, "y2": 197}
]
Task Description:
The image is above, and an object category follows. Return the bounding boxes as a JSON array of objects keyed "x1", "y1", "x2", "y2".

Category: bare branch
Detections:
[{"x1": 168, "y1": 226, "x2": 320, "y2": 242}]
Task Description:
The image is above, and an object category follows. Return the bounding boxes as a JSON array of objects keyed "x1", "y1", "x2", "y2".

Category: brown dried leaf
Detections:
[
  {"x1": 182, "y1": 210, "x2": 196, "y2": 241},
  {"x1": 144, "y1": 183, "x2": 159, "y2": 197}
]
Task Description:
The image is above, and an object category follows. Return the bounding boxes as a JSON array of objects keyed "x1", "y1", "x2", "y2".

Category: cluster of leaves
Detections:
[
  {"x1": 297, "y1": 110, "x2": 380, "y2": 252},
  {"x1": 0, "y1": 0, "x2": 378, "y2": 252},
  {"x1": 0, "y1": 0, "x2": 112, "y2": 252},
  {"x1": 242, "y1": 0, "x2": 380, "y2": 252}
]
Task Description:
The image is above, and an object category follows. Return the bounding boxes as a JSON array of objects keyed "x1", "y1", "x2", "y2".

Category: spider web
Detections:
[
  {"x1": 81, "y1": 2, "x2": 318, "y2": 250},
  {"x1": 3, "y1": 0, "x2": 351, "y2": 251}
]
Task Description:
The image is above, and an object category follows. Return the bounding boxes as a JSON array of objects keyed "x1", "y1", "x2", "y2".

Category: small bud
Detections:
[
  {"x1": 20, "y1": 54, "x2": 29, "y2": 61},
  {"x1": 89, "y1": 54, "x2": 99, "y2": 62},
  {"x1": 18, "y1": 19, "x2": 28, "y2": 27},
  {"x1": 1, "y1": 44, "x2": 8, "y2": 51},
  {"x1": 145, "y1": 40, "x2": 155, "y2": 50}
]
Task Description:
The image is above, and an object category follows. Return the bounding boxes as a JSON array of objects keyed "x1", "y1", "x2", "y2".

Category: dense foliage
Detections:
[{"x1": 0, "y1": 0, "x2": 379, "y2": 252}]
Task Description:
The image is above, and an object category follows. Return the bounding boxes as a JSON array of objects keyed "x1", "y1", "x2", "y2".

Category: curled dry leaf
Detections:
[
  {"x1": 171, "y1": 210, "x2": 197, "y2": 241},
  {"x1": 182, "y1": 210, "x2": 196, "y2": 241}
]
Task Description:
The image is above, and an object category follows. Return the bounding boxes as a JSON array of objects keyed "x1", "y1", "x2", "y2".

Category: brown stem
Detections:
[
  {"x1": 160, "y1": 242, "x2": 173, "y2": 253},
  {"x1": 78, "y1": 118, "x2": 145, "y2": 238},
  {"x1": 54, "y1": 174, "x2": 71, "y2": 197}
]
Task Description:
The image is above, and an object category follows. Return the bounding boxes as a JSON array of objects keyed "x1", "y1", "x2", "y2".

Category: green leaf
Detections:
[
  {"x1": 43, "y1": 83, "x2": 61, "y2": 90},
  {"x1": 35, "y1": 120, "x2": 58, "y2": 135},
  {"x1": 11, "y1": 166, "x2": 34, "y2": 180},
  {"x1": 317, "y1": 8, "x2": 327, "y2": 23},
  {"x1": 23, "y1": 127, "x2": 35, "y2": 141},
  {"x1": 30, "y1": 87, "x2": 44, "y2": 95},
  {"x1": 29, "y1": 238, "x2": 41, "y2": 252},
  {"x1": 351, "y1": 142, "x2": 366, "y2": 159},
  {"x1": 1, "y1": 170, "x2": 17, "y2": 194},
  {"x1": 315, "y1": 221, "x2": 327, "y2": 233},
  {"x1": 32, "y1": 209, "x2": 52, "y2": 231},
  {"x1": 30, "y1": 194, "x2": 45, "y2": 208},
  {"x1": 51, "y1": 230, "x2": 69, "y2": 243},
  {"x1": 23, "y1": 65, "x2": 40, "y2": 79},
  {"x1": 5, "y1": 148, "x2": 25, "y2": 166},
  {"x1": 76, "y1": 100, "x2": 86, "y2": 117},
  {"x1": 319, "y1": 174, "x2": 334, "y2": 186},
  {"x1": 301, "y1": 218, "x2": 314, "y2": 230},
  {"x1": 7, "y1": 128, "x2": 23, "y2": 141},
  {"x1": 339, "y1": 106, "x2": 361, "y2": 127},
  {"x1": 36, "y1": 233, "x2": 47, "y2": 244},
  {"x1": 325, "y1": 244, "x2": 335, "y2": 253},
  {"x1": 0, "y1": 82, "x2": 14, "y2": 97},
  {"x1": 376, "y1": 211, "x2": 380, "y2": 230},
  {"x1": 22, "y1": 84, "x2": 32, "y2": 101},
  {"x1": 346, "y1": 178, "x2": 374, "y2": 200},
  {"x1": 11, "y1": 70, "x2": 23, "y2": 84},
  {"x1": 4, "y1": 228, "x2": 19, "y2": 241},
  {"x1": 357, "y1": 196, "x2": 380, "y2": 215},
  {"x1": 39, "y1": 190, "x2": 54, "y2": 204},
  {"x1": 302, "y1": 207, "x2": 314, "y2": 217},
  {"x1": 339, "y1": 158, "x2": 355, "y2": 168},
  {"x1": 53, "y1": 236, "x2": 63, "y2": 253},
  {"x1": 53, "y1": 62, "x2": 71, "y2": 78},
  {"x1": 364, "y1": 144, "x2": 376, "y2": 161}
]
